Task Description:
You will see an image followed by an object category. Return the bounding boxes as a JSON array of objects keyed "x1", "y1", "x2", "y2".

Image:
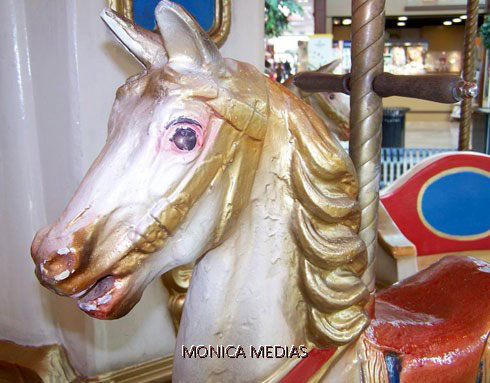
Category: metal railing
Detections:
[{"x1": 380, "y1": 148, "x2": 456, "y2": 188}]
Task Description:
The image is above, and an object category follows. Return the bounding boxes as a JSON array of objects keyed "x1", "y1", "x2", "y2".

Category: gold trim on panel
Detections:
[
  {"x1": 207, "y1": 0, "x2": 222, "y2": 35},
  {"x1": 107, "y1": 0, "x2": 133, "y2": 20},
  {"x1": 416, "y1": 250, "x2": 490, "y2": 271},
  {"x1": 211, "y1": 0, "x2": 231, "y2": 48},
  {"x1": 107, "y1": 0, "x2": 231, "y2": 48}
]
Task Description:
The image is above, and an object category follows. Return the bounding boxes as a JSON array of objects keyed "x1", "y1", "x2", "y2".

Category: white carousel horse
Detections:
[{"x1": 31, "y1": 2, "x2": 490, "y2": 382}]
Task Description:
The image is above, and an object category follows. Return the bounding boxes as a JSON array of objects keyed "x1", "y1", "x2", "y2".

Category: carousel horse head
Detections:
[
  {"x1": 31, "y1": 0, "x2": 368, "y2": 353},
  {"x1": 285, "y1": 60, "x2": 350, "y2": 141},
  {"x1": 31, "y1": 1, "x2": 269, "y2": 319}
]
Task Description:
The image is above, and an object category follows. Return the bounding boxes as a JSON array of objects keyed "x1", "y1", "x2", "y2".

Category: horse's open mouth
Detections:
[{"x1": 76, "y1": 274, "x2": 133, "y2": 319}]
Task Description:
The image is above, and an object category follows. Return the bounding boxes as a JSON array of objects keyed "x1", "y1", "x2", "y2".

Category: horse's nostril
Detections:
[{"x1": 39, "y1": 249, "x2": 79, "y2": 282}]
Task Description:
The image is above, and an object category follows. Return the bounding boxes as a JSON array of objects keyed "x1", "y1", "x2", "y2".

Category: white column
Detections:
[
  {"x1": 220, "y1": 0, "x2": 265, "y2": 71},
  {"x1": 0, "y1": 0, "x2": 60, "y2": 347},
  {"x1": 0, "y1": 0, "x2": 176, "y2": 376}
]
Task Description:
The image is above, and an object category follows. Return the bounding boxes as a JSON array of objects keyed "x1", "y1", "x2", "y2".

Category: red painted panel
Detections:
[
  {"x1": 280, "y1": 348, "x2": 337, "y2": 383},
  {"x1": 381, "y1": 153, "x2": 490, "y2": 256}
]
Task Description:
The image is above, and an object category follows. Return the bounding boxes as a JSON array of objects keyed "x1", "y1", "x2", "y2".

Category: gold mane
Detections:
[{"x1": 286, "y1": 92, "x2": 370, "y2": 347}]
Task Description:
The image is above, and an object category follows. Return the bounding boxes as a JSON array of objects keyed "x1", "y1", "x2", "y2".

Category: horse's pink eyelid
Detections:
[{"x1": 165, "y1": 117, "x2": 202, "y2": 130}]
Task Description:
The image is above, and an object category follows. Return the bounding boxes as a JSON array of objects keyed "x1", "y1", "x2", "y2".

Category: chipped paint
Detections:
[
  {"x1": 96, "y1": 293, "x2": 112, "y2": 305},
  {"x1": 78, "y1": 301, "x2": 97, "y2": 312},
  {"x1": 54, "y1": 270, "x2": 70, "y2": 281},
  {"x1": 57, "y1": 247, "x2": 71, "y2": 255}
]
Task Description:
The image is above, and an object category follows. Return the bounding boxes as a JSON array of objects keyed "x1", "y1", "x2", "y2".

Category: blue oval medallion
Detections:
[{"x1": 420, "y1": 171, "x2": 490, "y2": 238}]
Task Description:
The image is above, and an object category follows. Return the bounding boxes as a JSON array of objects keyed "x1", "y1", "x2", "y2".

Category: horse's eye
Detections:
[
  {"x1": 328, "y1": 94, "x2": 335, "y2": 100},
  {"x1": 170, "y1": 127, "x2": 197, "y2": 151}
]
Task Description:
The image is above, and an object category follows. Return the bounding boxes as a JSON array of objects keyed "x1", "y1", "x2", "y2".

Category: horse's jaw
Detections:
[{"x1": 76, "y1": 273, "x2": 142, "y2": 319}]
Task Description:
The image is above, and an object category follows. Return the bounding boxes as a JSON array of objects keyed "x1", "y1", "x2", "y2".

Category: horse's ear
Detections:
[
  {"x1": 155, "y1": 0, "x2": 222, "y2": 69},
  {"x1": 100, "y1": 7, "x2": 167, "y2": 68},
  {"x1": 317, "y1": 59, "x2": 342, "y2": 74}
]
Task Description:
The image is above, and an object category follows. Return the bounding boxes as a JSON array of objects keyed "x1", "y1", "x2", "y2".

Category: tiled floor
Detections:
[{"x1": 405, "y1": 120, "x2": 459, "y2": 149}]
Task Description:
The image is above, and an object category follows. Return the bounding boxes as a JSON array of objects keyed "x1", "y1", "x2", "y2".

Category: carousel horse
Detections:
[
  {"x1": 30, "y1": 2, "x2": 490, "y2": 382},
  {"x1": 284, "y1": 61, "x2": 350, "y2": 141}
]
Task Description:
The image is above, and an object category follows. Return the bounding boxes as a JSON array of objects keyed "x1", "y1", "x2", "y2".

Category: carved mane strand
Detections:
[{"x1": 288, "y1": 99, "x2": 370, "y2": 347}]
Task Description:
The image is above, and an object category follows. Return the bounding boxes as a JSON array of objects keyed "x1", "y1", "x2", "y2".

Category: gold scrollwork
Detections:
[
  {"x1": 161, "y1": 263, "x2": 194, "y2": 332},
  {"x1": 107, "y1": 0, "x2": 231, "y2": 48}
]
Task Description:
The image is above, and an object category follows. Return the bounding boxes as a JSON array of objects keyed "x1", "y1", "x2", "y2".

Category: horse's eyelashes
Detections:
[{"x1": 170, "y1": 127, "x2": 197, "y2": 151}]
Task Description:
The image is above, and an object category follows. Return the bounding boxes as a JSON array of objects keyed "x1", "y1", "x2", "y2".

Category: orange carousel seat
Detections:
[{"x1": 376, "y1": 151, "x2": 490, "y2": 284}]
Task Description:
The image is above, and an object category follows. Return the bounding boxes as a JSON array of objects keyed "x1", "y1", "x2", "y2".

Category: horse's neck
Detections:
[
  {"x1": 181, "y1": 179, "x2": 302, "y2": 344},
  {"x1": 174, "y1": 88, "x2": 306, "y2": 382}
]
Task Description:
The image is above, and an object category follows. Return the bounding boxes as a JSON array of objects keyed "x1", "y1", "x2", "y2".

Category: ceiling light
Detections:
[
  {"x1": 333, "y1": 18, "x2": 340, "y2": 25},
  {"x1": 460, "y1": 15, "x2": 467, "y2": 20},
  {"x1": 398, "y1": 16, "x2": 408, "y2": 21},
  {"x1": 397, "y1": 22, "x2": 406, "y2": 26},
  {"x1": 452, "y1": 18, "x2": 462, "y2": 23},
  {"x1": 342, "y1": 18, "x2": 352, "y2": 26},
  {"x1": 443, "y1": 21, "x2": 452, "y2": 26}
]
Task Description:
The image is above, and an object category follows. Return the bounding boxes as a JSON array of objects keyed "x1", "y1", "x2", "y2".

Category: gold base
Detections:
[
  {"x1": 0, "y1": 340, "x2": 172, "y2": 383},
  {"x1": 86, "y1": 355, "x2": 173, "y2": 383},
  {"x1": 0, "y1": 340, "x2": 77, "y2": 383}
]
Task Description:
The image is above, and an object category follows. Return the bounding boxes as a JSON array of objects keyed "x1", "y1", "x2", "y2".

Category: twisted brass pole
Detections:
[
  {"x1": 459, "y1": 0, "x2": 479, "y2": 150},
  {"x1": 349, "y1": 0, "x2": 385, "y2": 293}
]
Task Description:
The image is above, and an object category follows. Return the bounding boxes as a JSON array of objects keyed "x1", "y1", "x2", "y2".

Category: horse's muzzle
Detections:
[{"x1": 30, "y1": 223, "x2": 92, "y2": 291}]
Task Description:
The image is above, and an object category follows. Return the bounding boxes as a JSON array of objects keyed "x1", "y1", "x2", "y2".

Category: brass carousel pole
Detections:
[
  {"x1": 349, "y1": 0, "x2": 385, "y2": 292},
  {"x1": 459, "y1": 0, "x2": 480, "y2": 150}
]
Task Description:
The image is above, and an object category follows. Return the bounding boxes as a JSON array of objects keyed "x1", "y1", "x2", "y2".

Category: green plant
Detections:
[
  {"x1": 265, "y1": 0, "x2": 304, "y2": 38},
  {"x1": 480, "y1": 16, "x2": 490, "y2": 49}
]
